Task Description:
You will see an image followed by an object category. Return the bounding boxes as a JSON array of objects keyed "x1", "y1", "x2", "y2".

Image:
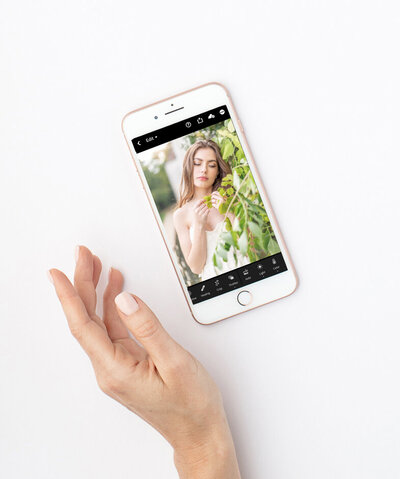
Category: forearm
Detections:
[{"x1": 187, "y1": 226, "x2": 207, "y2": 274}]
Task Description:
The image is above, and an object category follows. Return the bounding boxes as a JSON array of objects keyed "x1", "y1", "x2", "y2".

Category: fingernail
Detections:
[
  {"x1": 108, "y1": 267, "x2": 113, "y2": 280},
  {"x1": 47, "y1": 270, "x2": 54, "y2": 284},
  {"x1": 75, "y1": 245, "x2": 80, "y2": 263},
  {"x1": 115, "y1": 291, "x2": 139, "y2": 315}
]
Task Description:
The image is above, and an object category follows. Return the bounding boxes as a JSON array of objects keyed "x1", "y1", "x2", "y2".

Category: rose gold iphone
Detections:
[{"x1": 122, "y1": 82, "x2": 298, "y2": 324}]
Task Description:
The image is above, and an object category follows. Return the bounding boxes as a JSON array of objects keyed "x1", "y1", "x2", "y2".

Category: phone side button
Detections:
[{"x1": 237, "y1": 290, "x2": 252, "y2": 306}]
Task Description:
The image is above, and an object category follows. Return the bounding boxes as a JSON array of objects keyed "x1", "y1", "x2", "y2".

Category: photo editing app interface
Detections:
[{"x1": 133, "y1": 105, "x2": 287, "y2": 304}]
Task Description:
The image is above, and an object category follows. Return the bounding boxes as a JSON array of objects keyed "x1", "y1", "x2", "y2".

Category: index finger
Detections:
[{"x1": 48, "y1": 268, "x2": 115, "y2": 365}]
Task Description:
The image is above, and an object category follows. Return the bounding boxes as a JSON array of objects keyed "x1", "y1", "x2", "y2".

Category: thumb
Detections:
[{"x1": 114, "y1": 291, "x2": 185, "y2": 370}]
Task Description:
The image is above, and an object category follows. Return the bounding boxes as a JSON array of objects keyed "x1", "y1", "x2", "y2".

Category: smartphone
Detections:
[{"x1": 122, "y1": 82, "x2": 298, "y2": 325}]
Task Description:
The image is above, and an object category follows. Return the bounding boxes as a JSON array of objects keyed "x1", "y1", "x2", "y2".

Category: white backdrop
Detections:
[{"x1": 1, "y1": 1, "x2": 399, "y2": 478}]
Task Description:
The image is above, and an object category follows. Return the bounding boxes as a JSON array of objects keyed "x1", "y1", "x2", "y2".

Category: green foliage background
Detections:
[
  {"x1": 142, "y1": 162, "x2": 175, "y2": 222},
  {"x1": 182, "y1": 119, "x2": 280, "y2": 274}
]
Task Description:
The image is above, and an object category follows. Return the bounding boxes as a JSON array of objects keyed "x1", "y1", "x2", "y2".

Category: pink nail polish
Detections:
[
  {"x1": 115, "y1": 292, "x2": 139, "y2": 315},
  {"x1": 47, "y1": 270, "x2": 54, "y2": 284}
]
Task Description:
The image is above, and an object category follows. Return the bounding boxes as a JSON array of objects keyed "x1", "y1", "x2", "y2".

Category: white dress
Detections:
[{"x1": 189, "y1": 220, "x2": 250, "y2": 281}]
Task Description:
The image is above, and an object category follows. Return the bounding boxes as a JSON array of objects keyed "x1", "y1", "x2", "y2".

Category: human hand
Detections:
[
  {"x1": 48, "y1": 245, "x2": 241, "y2": 479},
  {"x1": 211, "y1": 190, "x2": 225, "y2": 210},
  {"x1": 193, "y1": 199, "x2": 210, "y2": 228}
]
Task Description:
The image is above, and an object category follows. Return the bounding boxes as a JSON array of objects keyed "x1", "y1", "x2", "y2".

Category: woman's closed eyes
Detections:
[{"x1": 194, "y1": 160, "x2": 217, "y2": 168}]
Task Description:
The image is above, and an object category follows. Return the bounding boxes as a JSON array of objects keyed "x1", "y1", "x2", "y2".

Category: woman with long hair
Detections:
[{"x1": 173, "y1": 139, "x2": 249, "y2": 281}]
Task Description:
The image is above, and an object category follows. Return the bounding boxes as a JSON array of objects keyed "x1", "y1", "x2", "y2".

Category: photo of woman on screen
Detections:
[{"x1": 173, "y1": 139, "x2": 250, "y2": 281}]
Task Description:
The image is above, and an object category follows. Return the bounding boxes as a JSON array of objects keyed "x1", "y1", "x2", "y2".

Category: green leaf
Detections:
[
  {"x1": 232, "y1": 217, "x2": 241, "y2": 232},
  {"x1": 233, "y1": 169, "x2": 241, "y2": 190},
  {"x1": 238, "y1": 231, "x2": 248, "y2": 256},
  {"x1": 224, "y1": 217, "x2": 232, "y2": 231},
  {"x1": 226, "y1": 187, "x2": 234, "y2": 196},
  {"x1": 231, "y1": 135, "x2": 241, "y2": 149},
  {"x1": 221, "y1": 173, "x2": 232, "y2": 186},
  {"x1": 253, "y1": 236, "x2": 261, "y2": 249},
  {"x1": 227, "y1": 197, "x2": 238, "y2": 211},
  {"x1": 234, "y1": 204, "x2": 242, "y2": 216},
  {"x1": 217, "y1": 245, "x2": 228, "y2": 262},
  {"x1": 219, "y1": 201, "x2": 228, "y2": 214},
  {"x1": 235, "y1": 146, "x2": 245, "y2": 161},
  {"x1": 221, "y1": 231, "x2": 234, "y2": 245},
  {"x1": 249, "y1": 221, "x2": 262, "y2": 238},
  {"x1": 213, "y1": 252, "x2": 222, "y2": 269},
  {"x1": 227, "y1": 119, "x2": 235, "y2": 132},
  {"x1": 222, "y1": 140, "x2": 234, "y2": 158},
  {"x1": 262, "y1": 233, "x2": 271, "y2": 251},
  {"x1": 232, "y1": 231, "x2": 239, "y2": 248},
  {"x1": 203, "y1": 194, "x2": 212, "y2": 208},
  {"x1": 248, "y1": 250, "x2": 256, "y2": 262},
  {"x1": 267, "y1": 238, "x2": 280, "y2": 255},
  {"x1": 233, "y1": 251, "x2": 238, "y2": 266}
]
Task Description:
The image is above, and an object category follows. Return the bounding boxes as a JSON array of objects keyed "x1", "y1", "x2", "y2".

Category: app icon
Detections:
[
  {"x1": 219, "y1": 109, "x2": 225, "y2": 115},
  {"x1": 201, "y1": 284, "x2": 206, "y2": 292},
  {"x1": 185, "y1": 121, "x2": 191, "y2": 128},
  {"x1": 214, "y1": 279, "x2": 220, "y2": 286},
  {"x1": 197, "y1": 117, "x2": 204, "y2": 124},
  {"x1": 272, "y1": 258, "x2": 277, "y2": 265},
  {"x1": 208, "y1": 114, "x2": 215, "y2": 119},
  {"x1": 243, "y1": 268, "x2": 249, "y2": 275},
  {"x1": 257, "y1": 264, "x2": 264, "y2": 270},
  {"x1": 228, "y1": 275, "x2": 235, "y2": 281}
]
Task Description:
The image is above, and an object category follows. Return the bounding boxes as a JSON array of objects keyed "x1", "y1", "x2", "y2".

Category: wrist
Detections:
[
  {"x1": 192, "y1": 222, "x2": 206, "y2": 232},
  {"x1": 173, "y1": 414, "x2": 241, "y2": 479}
]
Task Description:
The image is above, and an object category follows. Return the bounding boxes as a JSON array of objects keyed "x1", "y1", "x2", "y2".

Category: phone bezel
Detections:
[{"x1": 122, "y1": 82, "x2": 298, "y2": 324}]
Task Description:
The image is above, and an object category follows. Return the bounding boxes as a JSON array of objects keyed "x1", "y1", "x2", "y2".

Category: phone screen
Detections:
[{"x1": 132, "y1": 105, "x2": 288, "y2": 304}]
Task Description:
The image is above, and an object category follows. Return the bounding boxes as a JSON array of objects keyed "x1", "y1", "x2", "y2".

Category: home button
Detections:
[{"x1": 237, "y1": 290, "x2": 253, "y2": 306}]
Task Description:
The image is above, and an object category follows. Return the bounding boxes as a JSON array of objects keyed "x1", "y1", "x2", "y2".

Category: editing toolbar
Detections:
[
  {"x1": 132, "y1": 105, "x2": 230, "y2": 153},
  {"x1": 188, "y1": 253, "x2": 287, "y2": 304}
]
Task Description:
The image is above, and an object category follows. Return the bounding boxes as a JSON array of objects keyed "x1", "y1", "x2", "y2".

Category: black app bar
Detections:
[
  {"x1": 187, "y1": 253, "x2": 288, "y2": 304},
  {"x1": 132, "y1": 105, "x2": 230, "y2": 153}
]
